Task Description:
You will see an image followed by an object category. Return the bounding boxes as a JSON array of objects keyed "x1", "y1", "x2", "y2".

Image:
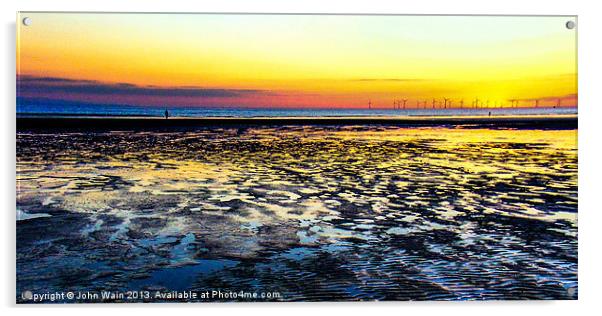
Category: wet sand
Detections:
[
  {"x1": 16, "y1": 122, "x2": 578, "y2": 302},
  {"x1": 17, "y1": 115, "x2": 577, "y2": 132}
]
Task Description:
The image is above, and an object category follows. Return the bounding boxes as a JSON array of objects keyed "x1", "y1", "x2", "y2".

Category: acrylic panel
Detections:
[{"x1": 16, "y1": 13, "x2": 578, "y2": 303}]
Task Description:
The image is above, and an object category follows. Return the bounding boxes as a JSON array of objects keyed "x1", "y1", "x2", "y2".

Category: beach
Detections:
[
  {"x1": 15, "y1": 11, "x2": 580, "y2": 304},
  {"x1": 17, "y1": 114, "x2": 577, "y2": 131},
  {"x1": 16, "y1": 116, "x2": 578, "y2": 302}
]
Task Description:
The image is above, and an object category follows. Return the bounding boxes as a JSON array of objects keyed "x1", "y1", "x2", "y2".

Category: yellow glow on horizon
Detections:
[{"x1": 17, "y1": 13, "x2": 577, "y2": 107}]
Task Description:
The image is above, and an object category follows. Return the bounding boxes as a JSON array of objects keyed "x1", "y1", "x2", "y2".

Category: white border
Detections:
[{"x1": 3, "y1": 0, "x2": 600, "y2": 315}]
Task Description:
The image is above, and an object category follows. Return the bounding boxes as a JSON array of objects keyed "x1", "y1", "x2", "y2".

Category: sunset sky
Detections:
[{"x1": 17, "y1": 13, "x2": 577, "y2": 109}]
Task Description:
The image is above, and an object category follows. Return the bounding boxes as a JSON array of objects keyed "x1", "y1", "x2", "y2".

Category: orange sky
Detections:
[{"x1": 17, "y1": 13, "x2": 577, "y2": 108}]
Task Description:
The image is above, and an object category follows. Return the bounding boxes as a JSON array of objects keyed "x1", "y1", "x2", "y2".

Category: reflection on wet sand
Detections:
[{"x1": 16, "y1": 126, "x2": 577, "y2": 301}]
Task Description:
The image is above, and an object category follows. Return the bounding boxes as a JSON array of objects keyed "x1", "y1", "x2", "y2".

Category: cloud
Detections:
[
  {"x1": 18, "y1": 76, "x2": 98, "y2": 84},
  {"x1": 514, "y1": 93, "x2": 577, "y2": 102},
  {"x1": 17, "y1": 75, "x2": 271, "y2": 98}
]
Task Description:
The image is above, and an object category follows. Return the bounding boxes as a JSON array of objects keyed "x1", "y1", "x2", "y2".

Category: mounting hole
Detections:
[
  {"x1": 566, "y1": 20, "x2": 575, "y2": 29},
  {"x1": 22, "y1": 17, "x2": 31, "y2": 26}
]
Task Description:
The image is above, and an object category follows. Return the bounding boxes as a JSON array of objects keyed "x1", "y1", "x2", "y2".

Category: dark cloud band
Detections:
[{"x1": 17, "y1": 76, "x2": 270, "y2": 98}]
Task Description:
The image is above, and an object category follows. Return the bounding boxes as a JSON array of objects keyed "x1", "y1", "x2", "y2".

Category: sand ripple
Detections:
[{"x1": 16, "y1": 126, "x2": 577, "y2": 301}]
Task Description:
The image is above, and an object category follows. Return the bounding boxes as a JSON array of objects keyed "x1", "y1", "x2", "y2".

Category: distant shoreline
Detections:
[{"x1": 16, "y1": 115, "x2": 578, "y2": 132}]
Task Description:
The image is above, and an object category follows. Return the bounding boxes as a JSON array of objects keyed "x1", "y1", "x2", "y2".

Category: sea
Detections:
[
  {"x1": 16, "y1": 98, "x2": 578, "y2": 302},
  {"x1": 16, "y1": 100, "x2": 577, "y2": 118}
]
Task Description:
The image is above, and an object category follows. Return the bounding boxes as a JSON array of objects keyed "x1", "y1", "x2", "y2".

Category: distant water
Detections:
[{"x1": 17, "y1": 100, "x2": 577, "y2": 118}]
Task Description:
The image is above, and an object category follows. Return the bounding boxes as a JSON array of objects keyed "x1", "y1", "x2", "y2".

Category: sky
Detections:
[{"x1": 17, "y1": 13, "x2": 577, "y2": 109}]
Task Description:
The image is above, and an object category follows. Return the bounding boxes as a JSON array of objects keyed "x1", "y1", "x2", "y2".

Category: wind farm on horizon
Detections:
[{"x1": 382, "y1": 96, "x2": 576, "y2": 110}]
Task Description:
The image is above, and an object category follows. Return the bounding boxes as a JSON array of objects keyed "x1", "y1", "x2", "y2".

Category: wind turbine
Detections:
[
  {"x1": 443, "y1": 98, "x2": 450, "y2": 109},
  {"x1": 368, "y1": 100, "x2": 372, "y2": 109},
  {"x1": 556, "y1": 98, "x2": 561, "y2": 108},
  {"x1": 402, "y1": 99, "x2": 408, "y2": 109},
  {"x1": 534, "y1": 99, "x2": 539, "y2": 108},
  {"x1": 459, "y1": 99, "x2": 464, "y2": 108}
]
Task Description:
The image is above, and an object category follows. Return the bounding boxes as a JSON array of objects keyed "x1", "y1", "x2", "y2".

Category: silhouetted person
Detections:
[
  {"x1": 164, "y1": 109, "x2": 169, "y2": 119},
  {"x1": 488, "y1": 111, "x2": 491, "y2": 117}
]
